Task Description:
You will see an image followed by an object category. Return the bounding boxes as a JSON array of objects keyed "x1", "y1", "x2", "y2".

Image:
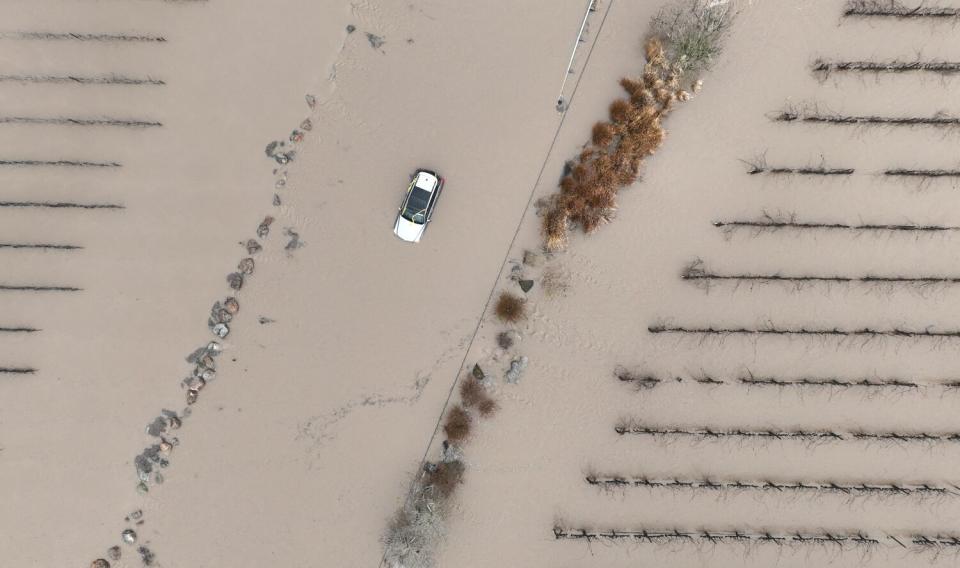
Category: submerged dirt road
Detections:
[{"x1": 0, "y1": 0, "x2": 601, "y2": 565}]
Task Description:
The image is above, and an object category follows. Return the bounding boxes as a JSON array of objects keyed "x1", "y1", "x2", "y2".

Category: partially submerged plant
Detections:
[
  {"x1": 541, "y1": 32, "x2": 698, "y2": 250},
  {"x1": 423, "y1": 460, "x2": 466, "y2": 499},
  {"x1": 650, "y1": 0, "x2": 735, "y2": 73},
  {"x1": 495, "y1": 291, "x2": 526, "y2": 322},
  {"x1": 442, "y1": 405, "x2": 472, "y2": 443},
  {"x1": 383, "y1": 483, "x2": 445, "y2": 568}
]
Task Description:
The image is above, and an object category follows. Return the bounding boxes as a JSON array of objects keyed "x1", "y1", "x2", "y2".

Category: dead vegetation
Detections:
[
  {"x1": 442, "y1": 405, "x2": 472, "y2": 443},
  {"x1": 494, "y1": 291, "x2": 526, "y2": 322},
  {"x1": 713, "y1": 212, "x2": 960, "y2": 235},
  {"x1": 585, "y1": 474, "x2": 956, "y2": 498},
  {"x1": 844, "y1": 0, "x2": 960, "y2": 18},
  {"x1": 541, "y1": 37, "x2": 683, "y2": 250}
]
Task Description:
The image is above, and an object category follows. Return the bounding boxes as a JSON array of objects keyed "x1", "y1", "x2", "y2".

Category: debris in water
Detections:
[
  {"x1": 264, "y1": 141, "x2": 279, "y2": 158},
  {"x1": 284, "y1": 228, "x2": 303, "y2": 250},
  {"x1": 107, "y1": 546, "x2": 121, "y2": 561},
  {"x1": 522, "y1": 250, "x2": 544, "y2": 268},
  {"x1": 257, "y1": 216, "x2": 274, "y2": 239},
  {"x1": 138, "y1": 546, "x2": 156, "y2": 566},
  {"x1": 121, "y1": 529, "x2": 137, "y2": 545},
  {"x1": 366, "y1": 32, "x2": 385, "y2": 50},
  {"x1": 226, "y1": 272, "x2": 244, "y2": 290},
  {"x1": 238, "y1": 258, "x2": 255, "y2": 275},
  {"x1": 246, "y1": 239, "x2": 262, "y2": 255},
  {"x1": 505, "y1": 356, "x2": 529, "y2": 384},
  {"x1": 518, "y1": 279, "x2": 534, "y2": 293}
]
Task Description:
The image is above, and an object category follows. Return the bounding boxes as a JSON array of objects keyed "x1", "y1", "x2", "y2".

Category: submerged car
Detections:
[{"x1": 394, "y1": 169, "x2": 444, "y2": 243}]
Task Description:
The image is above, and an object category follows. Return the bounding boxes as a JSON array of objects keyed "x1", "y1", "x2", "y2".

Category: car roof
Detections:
[{"x1": 414, "y1": 171, "x2": 438, "y2": 192}]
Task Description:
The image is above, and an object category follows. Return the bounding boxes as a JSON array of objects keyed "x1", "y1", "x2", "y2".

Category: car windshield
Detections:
[{"x1": 401, "y1": 187, "x2": 431, "y2": 224}]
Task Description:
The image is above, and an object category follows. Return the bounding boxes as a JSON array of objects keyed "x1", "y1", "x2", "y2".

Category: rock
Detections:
[
  {"x1": 226, "y1": 273, "x2": 244, "y2": 290},
  {"x1": 185, "y1": 346, "x2": 208, "y2": 364},
  {"x1": 91, "y1": 559, "x2": 110, "y2": 568},
  {"x1": 346, "y1": 24, "x2": 356, "y2": 33},
  {"x1": 289, "y1": 130, "x2": 304, "y2": 143},
  {"x1": 186, "y1": 389, "x2": 199, "y2": 405},
  {"x1": 107, "y1": 546, "x2": 121, "y2": 561},
  {"x1": 258, "y1": 316, "x2": 275, "y2": 325},
  {"x1": 518, "y1": 279, "x2": 534, "y2": 293},
  {"x1": 508, "y1": 263, "x2": 523, "y2": 282},
  {"x1": 300, "y1": 118, "x2": 313, "y2": 131},
  {"x1": 471, "y1": 363, "x2": 484, "y2": 380},
  {"x1": 129, "y1": 509, "x2": 143, "y2": 521},
  {"x1": 159, "y1": 440, "x2": 172, "y2": 453},
  {"x1": 306, "y1": 94, "x2": 317, "y2": 108},
  {"x1": 284, "y1": 228, "x2": 303, "y2": 250},
  {"x1": 264, "y1": 141, "x2": 279, "y2": 158},
  {"x1": 246, "y1": 239, "x2": 262, "y2": 255},
  {"x1": 167, "y1": 415, "x2": 181, "y2": 430},
  {"x1": 257, "y1": 216, "x2": 274, "y2": 239},
  {"x1": 212, "y1": 323, "x2": 229, "y2": 338},
  {"x1": 276, "y1": 178, "x2": 286, "y2": 188},
  {"x1": 522, "y1": 250, "x2": 544, "y2": 267},
  {"x1": 505, "y1": 356, "x2": 529, "y2": 384},
  {"x1": 274, "y1": 151, "x2": 295, "y2": 165},
  {"x1": 207, "y1": 341, "x2": 222, "y2": 354},
  {"x1": 138, "y1": 546, "x2": 156, "y2": 566},
  {"x1": 121, "y1": 529, "x2": 137, "y2": 545},
  {"x1": 273, "y1": 194, "x2": 281, "y2": 206},
  {"x1": 154, "y1": 472, "x2": 164, "y2": 484},
  {"x1": 136, "y1": 482, "x2": 148, "y2": 494},
  {"x1": 238, "y1": 258, "x2": 255, "y2": 275},
  {"x1": 199, "y1": 354, "x2": 216, "y2": 370},
  {"x1": 145, "y1": 417, "x2": 167, "y2": 437},
  {"x1": 496, "y1": 331, "x2": 515, "y2": 350},
  {"x1": 210, "y1": 301, "x2": 232, "y2": 325}
]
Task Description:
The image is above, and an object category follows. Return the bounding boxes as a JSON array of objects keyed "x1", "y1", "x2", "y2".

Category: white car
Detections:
[{"x1": 394, "y1": 169, "x2": 444, "y2": 243}]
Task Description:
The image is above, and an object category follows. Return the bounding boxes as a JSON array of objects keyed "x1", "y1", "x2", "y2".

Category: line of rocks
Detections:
[{"x1": 89, "y1": 93, "x2": 321, "y2": 567}]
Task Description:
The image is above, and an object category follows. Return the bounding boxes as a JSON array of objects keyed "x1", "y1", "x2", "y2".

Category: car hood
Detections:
[{"x1": 394, "y1": 216, "x2": 425, "y2": 242}]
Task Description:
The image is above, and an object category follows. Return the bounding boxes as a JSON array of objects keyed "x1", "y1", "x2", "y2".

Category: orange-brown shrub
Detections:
[
  {"x1": 443, "y1": 405, "x2": 471, "y2": 442},
  {"x1": 494, "y1": 291, "x2": 526, "y2": 322},
  {"x1": 541, "y1": 38, "x2": 685, "y2": 250},
  {"x1": 591, "y1": 122, "x2": 615, "y2": 147}
]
